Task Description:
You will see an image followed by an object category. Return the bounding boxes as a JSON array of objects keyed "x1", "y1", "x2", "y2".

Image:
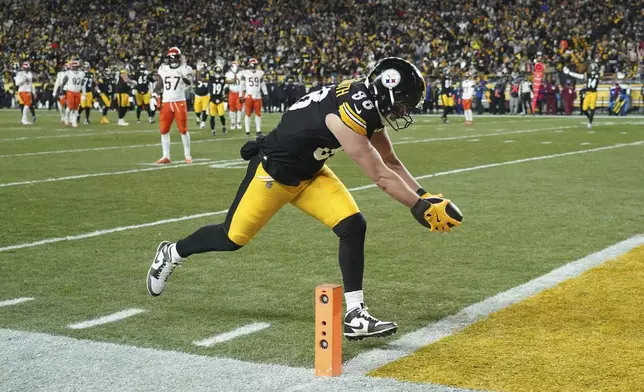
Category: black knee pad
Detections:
[{"x1": 333, "y1": 213, "x2": 367, "y2": 240}]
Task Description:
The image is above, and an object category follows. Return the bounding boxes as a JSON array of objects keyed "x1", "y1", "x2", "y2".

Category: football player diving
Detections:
[{"x1": 146, "y1": 57, "x2": 463, "y2": 340}]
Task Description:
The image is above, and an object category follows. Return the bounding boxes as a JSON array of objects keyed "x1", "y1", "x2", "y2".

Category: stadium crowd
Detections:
[{"x1": 1, "y1": 0, "x2": 643, "y2": 82}]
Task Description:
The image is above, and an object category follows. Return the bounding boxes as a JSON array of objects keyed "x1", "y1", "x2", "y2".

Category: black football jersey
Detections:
[
  {"x1": 97, "y1": 78, "x2": 112, "y2": 95},
  {"x1": 586, "y1": 72, "x2": 599, "y2": 92},
  {"x1": 441, "y1": 76, "x2": 453, "y2": 96},
  {"x1": 194, "y1": 76, "x2": 209, "y2": 96},
  {"x1": 209, "y1": 75, "x2": 226, "y2": 102},
  {"x1": 257, "y1": 78, "x2": 383, "y2": 185},
  {"x1": 135, "y1": 72, "x2": 153, "y2": 93},
  {"x1": 82, "y1": 72, "x2": 95, "y2": 91}
]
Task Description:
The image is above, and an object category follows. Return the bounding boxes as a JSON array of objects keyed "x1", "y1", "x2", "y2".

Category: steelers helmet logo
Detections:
[{"x1": 382, "y1": 69, "x2": 401, "y2": 89}]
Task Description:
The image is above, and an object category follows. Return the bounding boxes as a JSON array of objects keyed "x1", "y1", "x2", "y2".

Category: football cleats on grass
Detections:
[
  {"x1": 344, "y1": 303, "x2": 397, "y2": 340},
  {"x1": 411, "y1": 197, "x2": 463, "y2": 232}
]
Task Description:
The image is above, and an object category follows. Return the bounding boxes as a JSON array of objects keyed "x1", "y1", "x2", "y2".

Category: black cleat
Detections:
[{"x1": 343, "y1": 303, "x2": 397, "y2": 341}]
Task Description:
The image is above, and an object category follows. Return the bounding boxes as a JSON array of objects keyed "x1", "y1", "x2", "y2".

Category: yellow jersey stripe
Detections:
[
  {"x1": 343, "y1": 102, "x2": 367, "y2": 128},
  {"x1": 339, "y1": 104, "x2": 367, "y2": 136}
]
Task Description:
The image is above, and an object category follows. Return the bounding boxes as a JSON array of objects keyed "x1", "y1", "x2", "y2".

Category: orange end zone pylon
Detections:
[{"x1": 314, "y1": 284, "x2": 343, "y2": 377}]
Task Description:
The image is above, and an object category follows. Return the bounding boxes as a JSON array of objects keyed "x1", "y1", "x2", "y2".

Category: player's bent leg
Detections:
[
  {"x1": 148, "y1": 155, "x2": 300, "y2": 296},
  {"x1": 290, "y1": 166, "x2": 397, "y2": 339}
]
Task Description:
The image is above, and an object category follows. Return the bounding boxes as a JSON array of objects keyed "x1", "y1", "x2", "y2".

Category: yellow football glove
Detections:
[{"x1": 411, "y1": 198, "x2": 463, "y2": 233}]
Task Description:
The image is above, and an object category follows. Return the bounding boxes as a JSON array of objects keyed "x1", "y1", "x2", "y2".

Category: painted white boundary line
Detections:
[
  {"x1": 0, "y1": 210, "x2": 228, "y2": 253},
  {"x1": 193, "y1": 322, "x2": 272, "y2": 347},
  {"x1": 0, "y1": 328, "x2": 470, "y2": 392},
  {"x1": 1, "y1": 141, "x2": 642, "y2": 253},
  {"x1": 4, "y1": 236, "x2": 642, "y2": 391},
  {"x1": 0, "y1": 136, "x2": 247, "y2": 158},
  {"x1": 0, "y1": 129, "x2": 159, "y2": 142},
  {"x1": 0, "y1": 297, "x2": 35, "y2": 307},
  {"x1": 0, "y1": 160, "x2": 225, "y2": 188},
  {"x1": 344, "y1": 234, "x2": 644, "y2": 375},
  {"x1": 0, "y1": 124, "x2": 579, "y2": 188},
  {"x1": 67, "y1": 309, "x2": 146, "y2": 330}
]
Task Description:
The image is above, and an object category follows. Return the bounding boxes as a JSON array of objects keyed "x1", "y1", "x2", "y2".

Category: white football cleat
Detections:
[
  {"x1": 200, "y1": 121, "x2": 205, "y2": 129},
  {"x1": 117, "y1": 119, "x2": 129, "y2": 126},
  {"x1": 343, "y1": 303, "x2": 397, "y2": 340},
  {"x1": 587, "y1": 122, "x2": 592, "y2": 129},
  {"x1": 147, "y1": 241, "x2": 182, "y2": 296}
]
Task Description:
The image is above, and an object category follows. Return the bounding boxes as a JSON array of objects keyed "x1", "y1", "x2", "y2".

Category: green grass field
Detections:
[{"x1": 0, "y1": 109, "x2": 642, "y2": 369}]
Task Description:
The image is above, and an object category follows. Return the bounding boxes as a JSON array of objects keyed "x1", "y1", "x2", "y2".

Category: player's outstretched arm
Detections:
[
  {"x1": 563, "y1": 67, "x2": 584, "y2": 80},
  {"x1": 369, "y1": 128, "x2": 426, "y2": 194},
  {"x1": 327, "y1": 114, "x2": 462, "y2": 231},
  {"x1": 327, "y1": 113, "x2": 419, "y2": 208}
]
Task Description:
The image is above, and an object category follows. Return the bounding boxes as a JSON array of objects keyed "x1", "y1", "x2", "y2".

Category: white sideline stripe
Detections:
[
  {"x1": 0, "y1": 210, "x2": 228, "y2": 253},
  {"x1": 1, "y1": 141, "x2": 642, "y2": 253},
  {"x1": 0, "y1": 328, "x2": 471, "y2": 392},
  {"x1": 67, "y1": 309, "x2": 146, "y2": 330},
  {"x1": 193, "y1": 322, "x2": 271, "y2": 347},
  {"x1": 0, "y1": 160, "x2": 218, "y2": 188},
  {"x1": 0, "y1": 125, "x2": 576, "y2": 188},
  {"x1": 0, "y1": 297, "x2": 34, "y2": 307},
  {"x1": 344, "y1": 234, "x2": 644, "y2": 375},
  {"x1": 1, "y1": 124, "x2": 568, "y2": 158},
  {"x1": 0, "y1": 136, "x2": 248, "y2": 158},
  {"x1": 0, "y1": 129, "x2": 159, "y2": 142},
  {"x1": 391, "y1": 125, "x2": 575, "y2": 146},
  {"x1": 349, "y1": 140, "x2": 644, "y2": 192}
]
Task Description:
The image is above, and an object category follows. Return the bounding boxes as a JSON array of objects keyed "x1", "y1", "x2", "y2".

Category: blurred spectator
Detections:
[{"x1": 561, "y1": 80, "x2": 576, "y2": 115}]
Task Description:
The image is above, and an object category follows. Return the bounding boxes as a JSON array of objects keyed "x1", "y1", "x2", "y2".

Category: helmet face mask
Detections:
[
  {"x1": 167, "y1": 47, "x2": 182, "y2": 68},
  {"x1": 366, "y1": 57, "x2": 425, "y2": 131}
]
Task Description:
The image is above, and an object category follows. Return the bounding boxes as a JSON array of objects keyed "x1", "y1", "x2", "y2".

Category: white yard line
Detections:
[
  {"x1": 392, "y1": 125, "x2": 575, "y2": 146},
  {"x1": 1, "y1": 141, "x2": 642, "y2": 254},
  {"x1": 0, "y1": 297, "x2": 35, "y2": 307},
  {"x1": 349, "y1": 141, "x2": 644, "y2": 192},
  {"x1": 343, "y1": 234, "x2": 644, "y2": 375},
  {"x1": 0, "y1": 210, "x2": 228, "y2": 253},
  {"x1": 0, "y1": 129, "x2": 159, "y2": 142},
  {"x1": 0, "y1": 125, "x2": 578, "y2": 188},
  {"x1": 0, "y1": 137, "x2": 247, "y2": 158},
  {"x1": 0, "y1": 160, "x2": 217, "y2": 188},
  {"x1": 67, "y1": 309, "x2": 146, "y2": 330},
  {"x1": 3, "y1": 236, "x2": 642, "y2": 391},
  {"x1": 193, "y1": 322, "x2": 272, "y2": 347}
]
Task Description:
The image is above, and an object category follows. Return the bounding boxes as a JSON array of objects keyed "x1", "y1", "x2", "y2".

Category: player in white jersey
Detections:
[
  {"x1": 14, "y1": 62, "x2": 35, "y2": 125},
  {"x1": 53, "y1": 63, "x2": 69, "y2": 123},
  {"x1": 461, "y1": 71, "x2": 476, "y2": 125},
  {"x1": 61, "y1": 60, "x2": 86, "y2": 128},
  {"x1": 153, "y1": 47, "x2": 193, "y2": 164},
  {"x1": 225, "y1": 61, "x2": 243, "y2": 129},
  {"x1": 239, "y1": 58, "x2": 268, "y2": 136}
]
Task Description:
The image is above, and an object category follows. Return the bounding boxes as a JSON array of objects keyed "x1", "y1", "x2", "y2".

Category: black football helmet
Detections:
[{"x1": 366, "y1": 57, "x2": 425, "y2": 131}]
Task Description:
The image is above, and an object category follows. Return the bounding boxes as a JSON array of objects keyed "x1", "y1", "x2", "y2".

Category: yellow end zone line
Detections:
[
  {"x1": 0, "y1": 140, "x2": 642, "y2": 253},
  {"x1": 343, "y1": 234, "x2": 644, "y2": 376}
]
